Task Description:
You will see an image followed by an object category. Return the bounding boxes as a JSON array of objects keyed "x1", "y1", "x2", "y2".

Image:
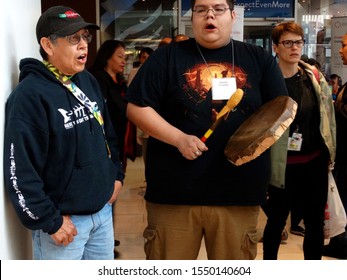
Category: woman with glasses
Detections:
[{"x1": 262, "y1": 22, "x2": 336, "y2": 259}]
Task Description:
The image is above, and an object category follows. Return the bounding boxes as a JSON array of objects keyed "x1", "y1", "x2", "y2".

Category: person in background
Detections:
[
  {"x1": 128, "y1": 47, "x2": 154, "y2": 85},
  {"x1": 89, "y1": 40, "x2": 137, "y2": 172},
  {"x1": 126, "y1": 0, "x2": 288, "y2": 260},
  {"x1": 323, "y1": 32, "x2": 347, "y2": 259},
  {"x1": 173, "y1": 34, "x2": 190, "y2": 42},
  {"x1": 329, "y1": 73, "x2": 342, "y2": 101},
  {"x1": 262, "y1": 22, "x2": 336, "y2": 260},
  {"x1": 301, "y1": 56, "x2": 323, "y2": 76},
  {"x1": 128, "y1": 47, "x2": 154, "y2": 188},
  {"x1": 157, "y1": 37, "x2": 172, "y2": 48},
  {"x1": 3, "y1": 6, "x2": 124, "y2": 260}
]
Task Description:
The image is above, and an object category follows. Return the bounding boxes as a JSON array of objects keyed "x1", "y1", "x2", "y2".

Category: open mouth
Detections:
[
  {"x1": 205, "y1": 23, "x2": 216, "y2": 30},
  {"x1": 78, "y1": 54, "x2": 87, "y2": 62}
]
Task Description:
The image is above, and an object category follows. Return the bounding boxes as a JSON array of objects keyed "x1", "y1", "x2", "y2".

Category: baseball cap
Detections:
[{"x1": 36, "y1": 6, "x2": 100, "y2": 43}]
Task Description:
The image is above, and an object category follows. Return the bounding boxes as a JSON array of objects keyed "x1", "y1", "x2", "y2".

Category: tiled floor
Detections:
[{"x1": 113, "y1": 157, "x2": 336, "y2": 260}]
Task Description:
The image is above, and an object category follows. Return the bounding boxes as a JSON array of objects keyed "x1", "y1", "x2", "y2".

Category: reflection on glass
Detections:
[{"x1": 99, "y1": 0, "x2": 178, "y2": 77}]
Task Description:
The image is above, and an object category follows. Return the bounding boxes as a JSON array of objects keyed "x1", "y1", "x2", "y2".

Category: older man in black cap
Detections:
[{"x1": 3, "y1": 6, "x2": 124, "y2": 259}]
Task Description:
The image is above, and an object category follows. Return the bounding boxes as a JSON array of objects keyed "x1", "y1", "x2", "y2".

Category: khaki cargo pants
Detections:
[{"x1": 143, "y1": 202, "x2": 261, "y2": 260}]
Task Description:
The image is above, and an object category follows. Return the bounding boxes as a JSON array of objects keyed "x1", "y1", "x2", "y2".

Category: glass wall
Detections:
[
  {"x1": 297, "y1": 0, "x2": 347, "y2": 78},
  {"x1": 98, "y1": 0, "x2": 347, "y2": 79},
  {"x1": 99, "y1": 0, "x2": 179, "y2": 78}
]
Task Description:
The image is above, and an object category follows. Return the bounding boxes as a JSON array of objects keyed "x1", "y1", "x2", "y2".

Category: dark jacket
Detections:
[
  {"x1": 335, "y1": 82, "x2": 347, "y2": 164},
  {"x1": 4, "y1": 58, "x2": 124, "y2": 234},
  {"x1": 270, "y1": 61, "x2": 336, "y2": 188}
]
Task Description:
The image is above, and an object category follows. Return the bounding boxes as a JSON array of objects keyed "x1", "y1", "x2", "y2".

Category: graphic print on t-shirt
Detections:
[{"x1": 183, "y1": 62, "x2": 248, "y2": 103}]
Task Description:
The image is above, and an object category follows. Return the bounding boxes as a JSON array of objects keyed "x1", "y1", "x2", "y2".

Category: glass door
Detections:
[{"x1": 244, "y1": 26, "x2": 274, "y2": 53}]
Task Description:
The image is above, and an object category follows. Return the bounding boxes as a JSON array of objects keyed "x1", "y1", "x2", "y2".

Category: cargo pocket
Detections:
[
  {"x1": 241, "y1": 229, "x2": 262, "y2": 260},
  {"x1": 143, "y1": 227, "x2": 158, "y2": 259}
]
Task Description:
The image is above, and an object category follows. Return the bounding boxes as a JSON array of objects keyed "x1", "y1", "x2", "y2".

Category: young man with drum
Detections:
[{"x1": 126, "y1": 0, "x2": 289, "y2": 260}]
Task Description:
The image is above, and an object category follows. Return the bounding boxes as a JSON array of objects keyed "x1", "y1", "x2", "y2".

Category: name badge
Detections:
[
  {"x1": 288, "y1": 132, "x2": 303, "y2": 151},
  {"x1": 212, "y1": 77, "x2": 237, "y2": 100}
]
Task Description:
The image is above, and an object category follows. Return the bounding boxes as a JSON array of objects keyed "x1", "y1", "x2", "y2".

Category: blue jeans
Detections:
[{"x1": 32, "y1": 203, "x2": 114, "y2": 260}]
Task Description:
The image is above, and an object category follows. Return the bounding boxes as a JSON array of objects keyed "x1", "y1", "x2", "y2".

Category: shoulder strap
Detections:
[{"x1": 43, "y1": 61, "x2": 111, "y2": 157}]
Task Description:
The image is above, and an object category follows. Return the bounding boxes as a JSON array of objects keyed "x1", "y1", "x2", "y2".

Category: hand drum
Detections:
[{"x1": 224, "y1": 95, "x2": 297, "y2": 166}]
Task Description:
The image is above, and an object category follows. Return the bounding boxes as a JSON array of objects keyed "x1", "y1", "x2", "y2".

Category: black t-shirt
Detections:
[{"x1": 126, "y1": 38, "x2": 288, "y2": 206}]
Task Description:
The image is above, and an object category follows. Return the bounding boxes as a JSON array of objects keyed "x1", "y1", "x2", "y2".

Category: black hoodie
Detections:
[{"x1": 4, "y1": 58, "x2": 124, "y2": 234}]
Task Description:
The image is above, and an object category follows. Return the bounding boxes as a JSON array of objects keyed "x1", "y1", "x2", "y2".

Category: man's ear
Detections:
[
  {"x1": 231, "y1": 9, "x2": 236, "y2": 23},
  {"x1": 40, "y1": 37, "x2": 55, "y2": 56}
]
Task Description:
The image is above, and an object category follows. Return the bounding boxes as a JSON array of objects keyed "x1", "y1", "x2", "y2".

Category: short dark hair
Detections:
[
  {"x1": 272, "y1": 22, "x2": 304, "y2": 45},
  {"x1": 139, "y1": 47, "x2": 154, "y2": 57},
  {"x1": 330, "y1": 74, "x2": 342, "y2": 87},
  {"x1": 302, "y1": 57, "x2": 321, "y2": 70},
  {"x1": 190, "y1": 0, "x2": 234, "y2": 10}
]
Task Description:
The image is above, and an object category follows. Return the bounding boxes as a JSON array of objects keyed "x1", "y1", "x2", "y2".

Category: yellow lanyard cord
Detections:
[{"x1": 44, "y1": 61, "x2": 111, "y2": 157}]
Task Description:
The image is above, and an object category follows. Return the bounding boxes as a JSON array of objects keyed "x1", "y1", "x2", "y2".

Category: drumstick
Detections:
[{"x1": 201, "y1": 89, "x2": 244, "y2": 142}]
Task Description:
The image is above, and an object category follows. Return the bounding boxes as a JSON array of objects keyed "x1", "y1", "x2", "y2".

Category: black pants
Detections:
[
  {"x1": 334, "y1": 164, "x2": 347, "y2": 212},
  {"x1": 263, "y1": 152, "x2": 329, "y2": 260}
]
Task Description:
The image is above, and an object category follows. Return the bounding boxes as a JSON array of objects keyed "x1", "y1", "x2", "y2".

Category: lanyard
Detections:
[
  {"x1": 196, "y1": 40, "x2": 237, "y2": 100},
  {"x1": 43, "y1": 61, "x2": 111, "y2": 157},
  {"x1": 195, "y1": 39, "x2": 235, "y2": 78}
]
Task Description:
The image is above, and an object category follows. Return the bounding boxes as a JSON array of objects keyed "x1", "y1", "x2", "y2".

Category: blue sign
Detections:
[
  {"x1": 182, "y1": 0, "x2": 294, "y2": 18},
  {"x1": 235, "y1": 0, "x2": 294, "y2": 18},
  {"x1": 181, "y1": 0, "x2": 191, "y2": 16}
]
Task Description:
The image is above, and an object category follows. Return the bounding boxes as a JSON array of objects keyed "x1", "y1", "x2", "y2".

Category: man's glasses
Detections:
[
  {"x1": 279, "y1": 40, "x2": 305, "y2": 48},
  {"x1": 192, "y1": 6, "x2": 231, "y2": 16},
  {"x1": 49, "y1": 32, "x2": 92, "y2": 45}
]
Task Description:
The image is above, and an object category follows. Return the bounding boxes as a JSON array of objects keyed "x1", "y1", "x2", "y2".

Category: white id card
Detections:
[
  {"x1": 212, "y1": 77, "x2": 237, "y2": 100},
  {"x1": 288, "y1": 132, "x2": 303, "y2": 151}
]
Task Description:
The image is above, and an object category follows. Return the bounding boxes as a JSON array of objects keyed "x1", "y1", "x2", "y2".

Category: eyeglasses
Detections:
[
  {"x1": 279, "y1": 40, "x2": 305, "y2": 48},
  {"x1": 192, "y1": 6, "x2": 231, "y2": 16},
  {"x1": 49, "y1": 32, "x2": 92, "y2": 45}
]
